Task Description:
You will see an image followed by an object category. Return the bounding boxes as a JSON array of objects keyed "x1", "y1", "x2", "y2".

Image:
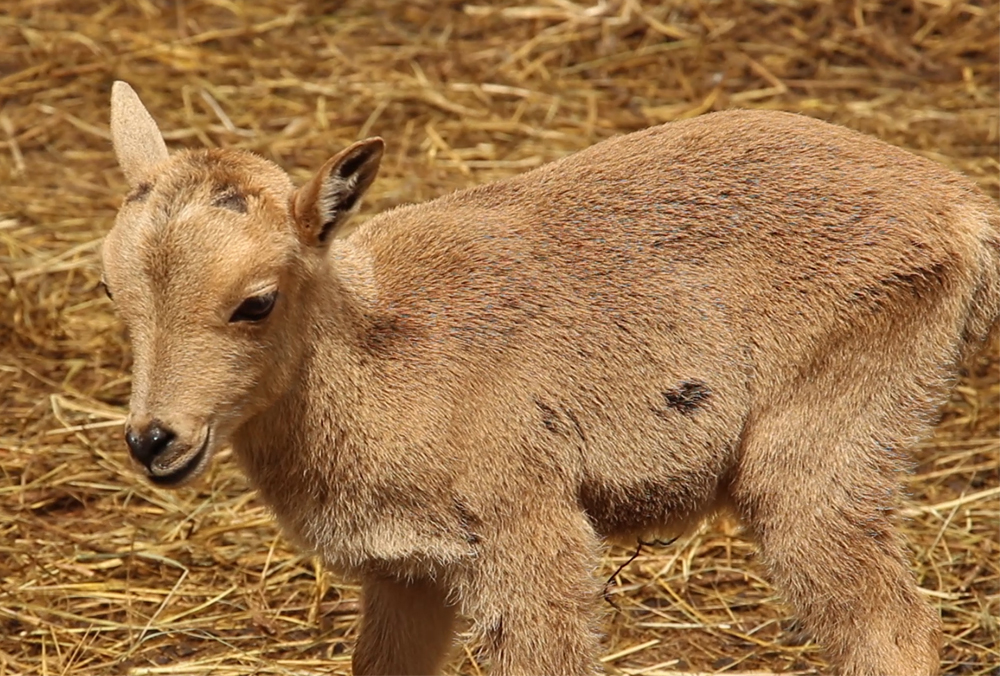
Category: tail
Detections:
[{"x1": 959, "y1": 205, "x2": 1000, "y2": 363}]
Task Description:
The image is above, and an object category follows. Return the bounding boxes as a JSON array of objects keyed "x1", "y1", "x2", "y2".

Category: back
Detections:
[{"x1": 354, "y1": 109, "x2": 999, "y2": 396}]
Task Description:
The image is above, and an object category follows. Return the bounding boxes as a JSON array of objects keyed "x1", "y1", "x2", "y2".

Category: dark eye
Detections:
[
  {"x1": 100, "y1": 281, "x2": 113, "y2": 300},
  {"x1": 230, "y1": 290, "x2": 277, "y2": 323}
]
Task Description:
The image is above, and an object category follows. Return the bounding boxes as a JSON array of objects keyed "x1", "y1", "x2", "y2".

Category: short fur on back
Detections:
[{"x1": 102, "y1": 81, "x2": 1000, "y2": 676}]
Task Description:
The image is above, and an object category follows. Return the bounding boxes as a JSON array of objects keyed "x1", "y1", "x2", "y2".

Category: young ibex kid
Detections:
[{"x1": 101, "y1": 81, "x2": 1000, "y2": 676}]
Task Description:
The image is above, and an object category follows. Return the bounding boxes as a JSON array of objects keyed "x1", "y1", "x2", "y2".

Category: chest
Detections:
[{"x1": 232, "y1": 414, "x2": 472, "y2": 577}]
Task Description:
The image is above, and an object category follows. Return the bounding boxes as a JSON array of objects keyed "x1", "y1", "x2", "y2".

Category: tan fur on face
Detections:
[
  {"x1": 103, "y1": 81, "x2": 1000, "y2": 676},
  {"x1": 102, "y1": 141, "x2": 303, "y2": 481}
]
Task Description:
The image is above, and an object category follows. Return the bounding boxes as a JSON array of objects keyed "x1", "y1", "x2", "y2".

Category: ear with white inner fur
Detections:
[
  {"x1": 110, "y1": 81, "x2": 169, "y2": 187},
  {"x1": 293, "y1": 137, "x2": 384, "y2": 246}
]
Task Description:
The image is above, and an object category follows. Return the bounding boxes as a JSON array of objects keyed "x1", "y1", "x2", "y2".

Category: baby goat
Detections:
[{"x1": 101, "y1": 81, "x2": 1000, "y2": 675}]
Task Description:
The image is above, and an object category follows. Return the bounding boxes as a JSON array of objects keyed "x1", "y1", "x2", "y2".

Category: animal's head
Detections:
[{"x1": 101, "y1": 81, "x2": 384, "y2": 487}]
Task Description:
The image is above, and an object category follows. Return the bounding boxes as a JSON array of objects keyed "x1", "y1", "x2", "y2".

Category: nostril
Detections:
[
  {"x1": 125, "y1": 421, "x2": 176, "y2": 465},
  {"x1": 147, "y1": 423, "x2": 173, "y2": 450}
]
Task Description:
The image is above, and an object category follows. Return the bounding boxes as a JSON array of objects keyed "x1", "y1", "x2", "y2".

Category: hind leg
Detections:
[{"x1": 730, "y1": 408, "x2": 940, "y2": 676}]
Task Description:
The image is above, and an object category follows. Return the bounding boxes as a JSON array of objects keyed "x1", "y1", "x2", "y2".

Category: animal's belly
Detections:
[{"x1": 580, "y1": 472, "x2": 725, "y2": 542}]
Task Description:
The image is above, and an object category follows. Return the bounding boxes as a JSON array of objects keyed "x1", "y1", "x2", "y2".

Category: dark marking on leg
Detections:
[{"x1": 535, "y1": 399, "x2": 560, "y2": 434}]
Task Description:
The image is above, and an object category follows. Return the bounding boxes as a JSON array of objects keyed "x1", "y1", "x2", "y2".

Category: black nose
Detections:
[{"x1": 125, "y1": 422, "x2": 175, "y2": 466}]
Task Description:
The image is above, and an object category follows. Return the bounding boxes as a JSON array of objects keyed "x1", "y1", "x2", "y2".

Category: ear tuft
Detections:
[
  {"x1": 293, "y1": 138, "x2": 384, "y2": 246},
  {"x1": 110, "y1": 81, "x2": 170, "y2": 187}
]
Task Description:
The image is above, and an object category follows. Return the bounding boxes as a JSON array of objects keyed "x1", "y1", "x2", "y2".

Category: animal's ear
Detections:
[
  {"x1": 292, "y1": 137, "x2": 384, "y2": 246},
  {"x1": 110, "y1": 81, "x2": 169, "y2": 187}
]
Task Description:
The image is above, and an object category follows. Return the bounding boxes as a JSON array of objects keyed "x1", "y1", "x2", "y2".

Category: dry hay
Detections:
[{"x1": 0, "y1": 0, "x2": 998, "y2": 674}]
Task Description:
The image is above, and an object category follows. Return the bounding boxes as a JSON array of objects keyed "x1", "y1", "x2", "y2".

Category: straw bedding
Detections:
[{"x1": 0, "y1": 0, "x2": 997, "y2": 674}]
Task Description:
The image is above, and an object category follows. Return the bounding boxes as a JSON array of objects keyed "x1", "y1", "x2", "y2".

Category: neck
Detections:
[{"x1": 231, "y1": 244, "x2": 379, "y2": 511}]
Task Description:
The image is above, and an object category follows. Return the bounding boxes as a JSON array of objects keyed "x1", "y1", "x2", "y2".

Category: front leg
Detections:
[
  {"x1": 462, "y1": 507, "x2": 603, "y2": 676},
  {"x1": 352, "y1": 574, "x2": 457, "y2": 676}
]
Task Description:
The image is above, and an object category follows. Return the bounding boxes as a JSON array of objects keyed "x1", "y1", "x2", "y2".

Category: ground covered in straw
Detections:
[{"x1": 1, "y1": 1, "x2": 997, "y2": 674}]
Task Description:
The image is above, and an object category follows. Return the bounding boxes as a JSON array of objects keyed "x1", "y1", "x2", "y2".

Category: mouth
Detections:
[{"x1": 148, "y1": 432, "x2": 211, "y2": 487}]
